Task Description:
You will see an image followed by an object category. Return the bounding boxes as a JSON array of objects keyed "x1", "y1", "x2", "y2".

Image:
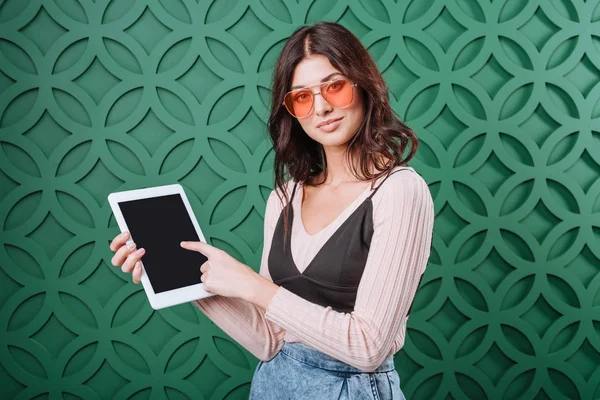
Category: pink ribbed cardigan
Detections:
[{"x1": 194, "y1": 167, "x2": 435, "y2": 372}]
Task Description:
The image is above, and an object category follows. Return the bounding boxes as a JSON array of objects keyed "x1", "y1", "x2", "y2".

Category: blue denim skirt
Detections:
[{"x1": 249, "y1": 342, "x2": 406, "y2": 399}]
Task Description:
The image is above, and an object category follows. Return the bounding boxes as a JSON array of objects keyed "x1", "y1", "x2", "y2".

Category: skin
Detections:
[
  {"x1": 109, "y1": 54, "x2": 369, "y2": 310},
  {"x1": 291, "y1": 55, "x2": 371, "y2": 235}
]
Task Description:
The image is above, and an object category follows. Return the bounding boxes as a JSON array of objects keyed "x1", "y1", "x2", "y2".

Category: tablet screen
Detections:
[{"x1": 118, "y1": 194, "x2": 207, "y2": 293}]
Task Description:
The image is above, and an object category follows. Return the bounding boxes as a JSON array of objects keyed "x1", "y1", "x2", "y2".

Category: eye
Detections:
[
  {"x1": 326, "y1": 80, "x2": 345, "y2": 93},
  {"x1": 294, "y1": 91, "x2": 311, "y2": 103}
]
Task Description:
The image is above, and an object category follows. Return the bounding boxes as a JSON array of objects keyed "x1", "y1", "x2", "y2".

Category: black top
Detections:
[{"x1": 268, "y1": 168, "x2": 410, "y2": 313}]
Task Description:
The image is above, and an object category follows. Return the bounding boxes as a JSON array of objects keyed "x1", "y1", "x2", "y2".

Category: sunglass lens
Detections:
[
  {"x1": 284, "y1": 89, "x2": 313, "y2": 118},
  {"x1": 322, "y1": 80, "x2": 353, "y2": 108}
]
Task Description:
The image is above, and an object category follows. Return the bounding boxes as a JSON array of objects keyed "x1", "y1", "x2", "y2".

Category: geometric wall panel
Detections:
[{"x1": 1, "y1": 0, "x2": 599, "y2": 398}]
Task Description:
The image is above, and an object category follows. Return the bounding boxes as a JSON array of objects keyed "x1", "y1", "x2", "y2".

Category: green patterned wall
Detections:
[{"x1": 1, "y1": 0, "x2": 599, "y2": 399}]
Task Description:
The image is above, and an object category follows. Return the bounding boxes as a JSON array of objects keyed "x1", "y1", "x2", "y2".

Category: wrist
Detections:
[{"x1": 247, "y1": 273, "x2": 279, "y2": 310}]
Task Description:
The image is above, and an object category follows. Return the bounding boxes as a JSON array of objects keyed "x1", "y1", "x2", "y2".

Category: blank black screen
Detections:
[{"x1": 118, "y1": 194, "x2": 207, "y2": 293}]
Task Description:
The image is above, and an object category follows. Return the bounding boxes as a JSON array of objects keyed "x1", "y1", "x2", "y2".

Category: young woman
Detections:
[{"x1": 110, "y1": 22, "x2": 434, "y2": 399}]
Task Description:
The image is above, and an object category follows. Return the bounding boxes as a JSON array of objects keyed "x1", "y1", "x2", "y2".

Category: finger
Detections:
[
  {"x1": 132, "y1": 262, "x2": 142, "y2": 284},
  {"x1": 110, "y1": 231, "x2": 129, "y2": 252},
  {"x1": 121, "y1": 248, "x2": 145, "y2": 273},
  {"x1": 200, "y1": 270, "x2": 208, "y2": 283},
  {"x1": 121, "y1": 248, "x2": 144, "y2": 273},
  {"x1": 111, "y1": 241, "x2": 136, "y2": 267},
  {"x1": 200, "y1": 261, "x2": 210, "y2": 274},
  {"x1": 180, "y1": 241, "x2": 218, "y2": 257}
]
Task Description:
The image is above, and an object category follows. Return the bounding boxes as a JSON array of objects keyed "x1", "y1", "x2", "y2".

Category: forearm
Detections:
[
  {"x1": 193, "y1": 186, "x2": 286, "y2": 360},
  {"x1": 264, "y1": 287, "x2": 399, "y2": 372},
  {"x1": 194, "y1": 294, "x2": 284, "y2": 361}
]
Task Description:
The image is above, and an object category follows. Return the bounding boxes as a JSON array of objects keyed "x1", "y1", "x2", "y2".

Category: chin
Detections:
[{"x1": 310, "y1": 131, "x2": 354, "y2": 148}]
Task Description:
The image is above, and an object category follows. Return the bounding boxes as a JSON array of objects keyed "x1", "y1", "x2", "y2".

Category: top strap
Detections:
[
  {"x1": 288, "y1": 166, "x2": 411, "y2": 202},
  {"x1": 290, "y1": 182, "x2": 299, "y2": 202},
  {"x1": 367, "y1": 167, "x2": 411, "y2": 200}
]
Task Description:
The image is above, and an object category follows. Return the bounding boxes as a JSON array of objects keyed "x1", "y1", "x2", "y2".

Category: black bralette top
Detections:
[{"x1": 268, "y1": 168, "x2": 410, "y2": 313}]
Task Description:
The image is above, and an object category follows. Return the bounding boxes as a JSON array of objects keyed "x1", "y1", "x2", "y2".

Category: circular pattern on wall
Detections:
[{"x1": 0, "y1": 0, "x2": 599, "y2": 399}]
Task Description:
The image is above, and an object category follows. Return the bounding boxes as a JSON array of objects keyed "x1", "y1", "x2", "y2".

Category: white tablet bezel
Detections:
[{"x1": 108, "y1": 183, "x2": 215, "y2": 309}]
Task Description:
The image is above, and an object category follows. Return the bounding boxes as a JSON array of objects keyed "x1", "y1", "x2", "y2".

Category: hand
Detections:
[
  {"x1": 109, "y1": 231, "x2": 146, "y2": 284},
  {"x1": 180, "y1": 241, "x2": 277, "y2": 304}
]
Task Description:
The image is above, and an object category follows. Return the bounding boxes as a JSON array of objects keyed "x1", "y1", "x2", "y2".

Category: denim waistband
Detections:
[{"x1": 279, "y1": 342, "x2": 395, "y2": 373}]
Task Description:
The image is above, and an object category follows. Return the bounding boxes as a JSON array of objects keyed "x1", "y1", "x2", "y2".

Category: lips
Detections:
[{"x1": 317, "y1": 117, "x2": 344, "y2": 132}]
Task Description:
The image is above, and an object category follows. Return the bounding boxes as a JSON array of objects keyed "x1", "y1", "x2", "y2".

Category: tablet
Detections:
[{"x1": 107, "y1": 184, "x2": 215, "y2": 309}]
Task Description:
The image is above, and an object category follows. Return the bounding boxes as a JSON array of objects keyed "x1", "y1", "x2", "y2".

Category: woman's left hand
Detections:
[{"x1": 180, "y1": 241, "x2": 275, "y2": 305}]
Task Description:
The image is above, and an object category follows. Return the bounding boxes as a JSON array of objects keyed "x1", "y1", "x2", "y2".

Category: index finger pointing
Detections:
[{"x1": 180, "y1": 241, "x2": 217, "y2": 257}]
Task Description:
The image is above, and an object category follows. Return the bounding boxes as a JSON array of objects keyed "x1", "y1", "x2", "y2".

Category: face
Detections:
[{"x1": 287, "y1": 54, "x2": 365, "y2": 150}]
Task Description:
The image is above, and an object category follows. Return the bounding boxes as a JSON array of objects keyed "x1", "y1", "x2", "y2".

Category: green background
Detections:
[{"x1": 1, "y1": 0, "x2": 600, "y2": 399}]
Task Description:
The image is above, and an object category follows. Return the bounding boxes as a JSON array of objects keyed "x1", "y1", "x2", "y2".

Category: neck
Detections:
[{"x1": 320, "y1": 144, "x2": 356, "y2": 186}]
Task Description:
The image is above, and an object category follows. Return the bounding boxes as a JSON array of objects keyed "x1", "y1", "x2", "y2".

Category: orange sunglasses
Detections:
[{"x1": 283, "y1": 78, "x2": 358, "y2": 118}]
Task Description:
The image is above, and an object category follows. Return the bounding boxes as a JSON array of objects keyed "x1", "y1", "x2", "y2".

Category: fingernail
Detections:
[
  {"x1": 120, "y1": 232, "x2": 128, "y2": 238},
  {"x1": 127, "y1": 243, "x2": 136, "y2": 250},
  {"x1": 180, "y1": 241, "x2": 186, "y2": 246},
  {"x1": 137, "y1": 248, "x2": 145, "y2": 254}
]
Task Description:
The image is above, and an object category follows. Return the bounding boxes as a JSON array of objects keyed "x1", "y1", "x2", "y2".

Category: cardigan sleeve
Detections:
[
  {"x1": 264, "y1": 171, "x2": 435, "y2": 372},
  {"x1": 193, "y1": 189, "x2": 286, "y2": 361}
]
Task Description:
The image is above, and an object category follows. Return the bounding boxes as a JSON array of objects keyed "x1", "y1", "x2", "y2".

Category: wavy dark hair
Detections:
[{"x1": 268, "y1": 22, "x2": 418, "y2": 209}]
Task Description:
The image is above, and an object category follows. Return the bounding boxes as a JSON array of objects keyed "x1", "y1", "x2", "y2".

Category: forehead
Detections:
[{"x1": 290, "y1": 55, "x2": 341, "y2": 88}]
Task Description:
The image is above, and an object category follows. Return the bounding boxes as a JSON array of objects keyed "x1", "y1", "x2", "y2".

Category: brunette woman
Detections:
[{"x1": 110, "y1": 22, "x2": 434, "y2": 399}]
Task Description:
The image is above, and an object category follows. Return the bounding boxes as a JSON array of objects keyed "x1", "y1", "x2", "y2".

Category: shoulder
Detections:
[
  {"x1": 265, "y1": 180, "x2": 297, "y2": 216},
  {"x1": 371, "y1": 166, "x2": 433, "y2": 210},
  {"x1": 374, "y1": 166, "x2": 427, "y2": 190}
]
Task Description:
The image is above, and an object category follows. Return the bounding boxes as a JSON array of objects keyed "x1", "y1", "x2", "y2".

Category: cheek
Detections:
[
  {"x1": 347, "y1": 98, "x2": 366, "y2": 129},
  {"x1": 349, "y1": 88, "x2": 365, "y2": 112},
  {"x1": 296, "y1": 117, "x2": 311, "y2": 133},
  {"x1": 296, "y1": 117, "x2": 318, "y2": 140}
]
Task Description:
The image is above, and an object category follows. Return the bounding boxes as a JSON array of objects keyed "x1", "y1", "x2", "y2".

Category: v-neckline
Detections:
[
  {"x1": 290, "y1": 197, "x2": 373, "y2": 277},
  {"x1": 280, "y1": 166, "x2": 412, "y2": 277},
  {"x1": 297, "y1": 183, "x2": 374, "y2": 237}
]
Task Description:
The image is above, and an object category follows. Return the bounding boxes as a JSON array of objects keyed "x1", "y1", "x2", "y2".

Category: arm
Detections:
[
  {"x1": 258, "y1": 172, "x2": 435, "y2": 372},
  {"x1": 193, "y1": 190, "x2": 286, "y2": 361}
]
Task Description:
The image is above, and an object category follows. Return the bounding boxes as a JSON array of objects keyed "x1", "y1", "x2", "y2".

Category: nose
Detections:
[{"x1": 313, "y1": 91, "x2": 332, "y2": 117}]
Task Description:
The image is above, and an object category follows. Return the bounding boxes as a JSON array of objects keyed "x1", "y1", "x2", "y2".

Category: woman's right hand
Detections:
[{"x1": 109, "y1": 231, "x2": 146, "y2": 284}]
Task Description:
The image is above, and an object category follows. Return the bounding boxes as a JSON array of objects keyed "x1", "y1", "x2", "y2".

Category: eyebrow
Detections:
[{"x1": 290, "y1": 72, "x2": 343, "y2": 90}]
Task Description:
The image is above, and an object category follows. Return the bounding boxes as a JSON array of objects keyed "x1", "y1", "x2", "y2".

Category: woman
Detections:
[{"x1": 110, "y1": 22, "x2": 434, "y2": 399}]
